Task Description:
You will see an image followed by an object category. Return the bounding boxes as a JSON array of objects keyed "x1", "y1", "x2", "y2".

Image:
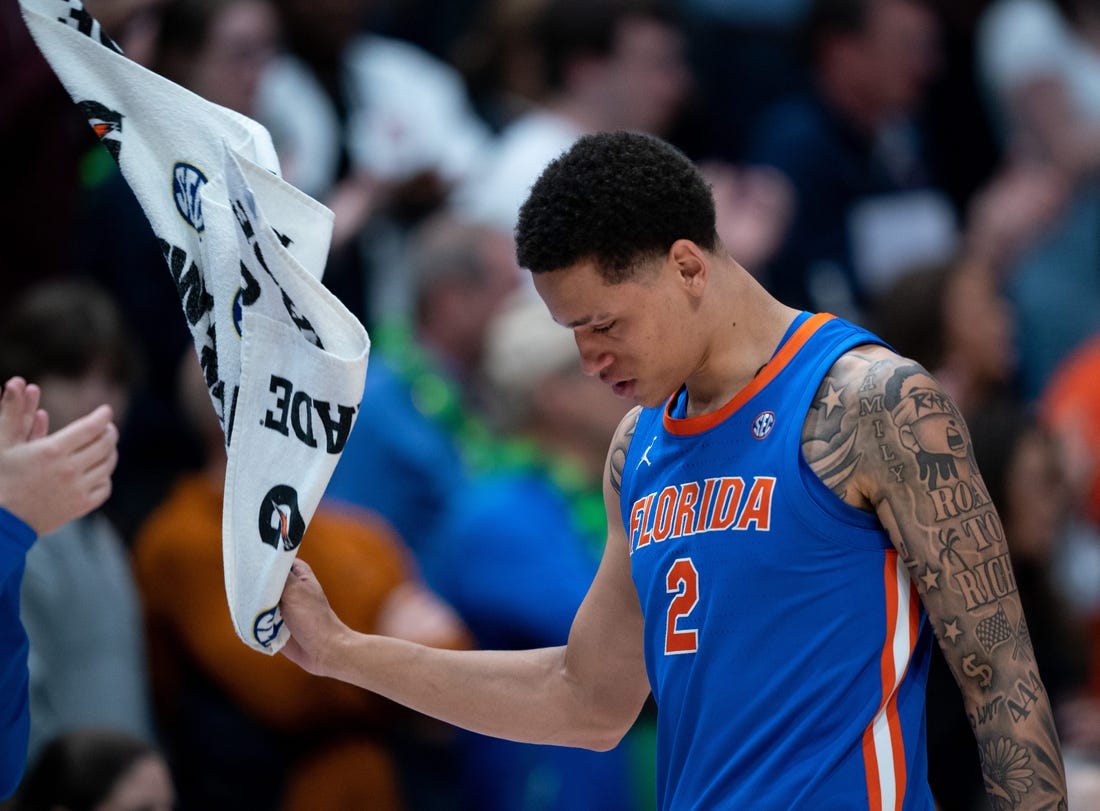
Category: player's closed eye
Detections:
[{"x1": 593, "y1": 322, "x2": 615, "y2": 334}]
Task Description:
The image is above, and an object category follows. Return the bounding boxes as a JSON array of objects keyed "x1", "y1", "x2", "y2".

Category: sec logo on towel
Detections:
[{"x1": 173, "y1": 161, "x2": 208, "y2": 232}]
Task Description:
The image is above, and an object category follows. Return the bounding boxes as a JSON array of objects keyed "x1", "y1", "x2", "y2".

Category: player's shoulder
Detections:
[
  {"x1": 609, "y1": 406, "x2": 642, "y2": 461},
  {"x1": 814, "y1": 343, "x2": 947, "y2": 403},
  {"x1": 801, "y1": 344, "x2": 961, "y2": 507},
  {"x1": 805, "y1": 343, "x2": 958, "y2": 432},
  {"x1": 607, "y1": 406, "x2": 643, "y2": 497},
  {"x1": 613, "y1": 406, "x2": 643, "y2": 444}
]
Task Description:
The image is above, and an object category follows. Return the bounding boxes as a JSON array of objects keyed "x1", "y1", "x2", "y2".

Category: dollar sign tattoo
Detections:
[{"x1": 963, "y1": 654, "x2": 993, "y2": 688}]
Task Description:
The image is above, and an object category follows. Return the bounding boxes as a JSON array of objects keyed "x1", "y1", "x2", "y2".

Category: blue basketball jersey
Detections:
[{"x1": 619, "y1": 313, "x2": 934, "y2": 811}]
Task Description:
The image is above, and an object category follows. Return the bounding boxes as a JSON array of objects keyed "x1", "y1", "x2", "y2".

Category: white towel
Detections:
[{"x1": 19, "y1": 0, "x2": 371, "y2": 654}]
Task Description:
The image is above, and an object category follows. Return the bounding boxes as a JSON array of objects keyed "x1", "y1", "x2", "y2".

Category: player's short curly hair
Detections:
[{"x1": 515, "y1": 131, "x2": 719, "y2": 282}]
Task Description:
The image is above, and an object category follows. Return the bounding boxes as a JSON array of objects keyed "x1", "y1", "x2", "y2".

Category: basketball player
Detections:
[{"x1": 279, "y1": 132, "x2": 1068, "y2": 809}]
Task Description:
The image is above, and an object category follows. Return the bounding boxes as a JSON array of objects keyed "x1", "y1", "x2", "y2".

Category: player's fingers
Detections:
[
  {"x1": 82, "y1": 477, "x2": 114, "y2": 513},
  {"x1": 66, "y1": 416, "x2": 118, "y2": 466},
  {"x1": 14, "y1": 383, "x2": 43, "y2": 441},
  {"x1": 21, "y1": 384, "x2": 42, "y2": 437},
  {"x1": 0, "y1": 377, "x2": 32, "y2": 445},
  {"x1": 289, "y1": 557, "x2": 315, "y2": 580},
  {"x1": 79, "y1": 439, "x2": 119, "y2": 485},
  {"x1": 50, "y1": 405, "x2": 114, "y2": 455},
  {"x1": 284, "y1": 558, "x2": 332, "y2": 612},
  {"x1": 30, "y1": 409, "x2": 48, "y2": 441}
]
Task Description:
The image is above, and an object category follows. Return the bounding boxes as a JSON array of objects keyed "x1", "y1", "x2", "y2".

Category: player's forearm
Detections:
[
  {"x1": 933, "y1": 598, "x2": 1069, "y2": 808},
  {"x1": 320, "y1": 630, "x2": 629, "y2": 750},
  {"x1": 963, "y1": 675, "x2": 1068, "y2": 809}
]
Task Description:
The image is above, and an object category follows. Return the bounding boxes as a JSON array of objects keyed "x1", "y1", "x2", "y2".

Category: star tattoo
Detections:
[
  {"x1": 943, "y1": 618, "x2": 962, "y2": 644},
  {"x1": 920, "y1": 565, "x2": 941, "y2": 592},
  {"x1": 818, "y1": 383, "x2": 844, "y2": 419}
]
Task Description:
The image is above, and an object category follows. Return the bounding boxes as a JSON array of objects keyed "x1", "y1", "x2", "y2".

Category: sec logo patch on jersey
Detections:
[{"x1": 751, "y1": 411, "x2": 775, "y2": 440}]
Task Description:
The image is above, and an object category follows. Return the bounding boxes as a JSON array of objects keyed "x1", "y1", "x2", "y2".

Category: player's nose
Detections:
[{"x1": 574, "y1": 333, "x2": 613, "y2": 377}]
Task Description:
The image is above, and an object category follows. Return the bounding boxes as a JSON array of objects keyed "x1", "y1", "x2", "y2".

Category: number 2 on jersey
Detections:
[{"x1": 665, "y1": 557, "x2": 699, "y2": 655}]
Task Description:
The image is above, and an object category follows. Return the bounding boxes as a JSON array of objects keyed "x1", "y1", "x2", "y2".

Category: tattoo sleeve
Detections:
[{"x1": 803, "y1": 350, "x2": 1068, "y2": 811}]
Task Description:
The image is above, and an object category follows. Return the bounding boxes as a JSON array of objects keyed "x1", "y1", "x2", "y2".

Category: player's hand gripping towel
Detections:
[{"x1": 19, "y1": 0, "x2": 371, "y2": 654}]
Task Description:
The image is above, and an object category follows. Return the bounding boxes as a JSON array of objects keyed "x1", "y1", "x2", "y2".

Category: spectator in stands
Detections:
[
  {"x1": 746, "y1": 0, "x2": 954, "y2": 323},
  {"x1": 975, "y1": 0, "x2": 1100, "y2": 398},
  {"x1": 452, "y1": 0, "x2": 791, "y2": 279},
  {"x1": 452, "y1": 0, "x2": 691, "y2": 235},
  {"x1": 255, "y1": 0, "x2": 492, "y2": 322},
  {"x1": 675, "y1": 0, "x2": 811, "y2": 161},
  {"x1": 323, "y1": 213, "x2": 520, "y2": 555},
  {"x1": 0, "y1": 379, "x2": 118, "y2": 800},
  {"x1": 154, "y1": 0, "x2": 279, "y2": 118},
  {"x1": 10, "y1": 728, "x2": 175, "y2": 811},
  {"x1": 0, "y1": 282, "x2": 154, "y2": 766},
  {"x1": 449, "y1": 0, "x2": 554, "y2": 131},
  {"x1": 871, "y1": 259, "x2": 1017, "y2": 418}
]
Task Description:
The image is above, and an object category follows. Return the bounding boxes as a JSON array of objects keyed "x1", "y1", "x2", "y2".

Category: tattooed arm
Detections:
[{"x1": 803, "y1": 347, "x2": 1068, "y2": 811}]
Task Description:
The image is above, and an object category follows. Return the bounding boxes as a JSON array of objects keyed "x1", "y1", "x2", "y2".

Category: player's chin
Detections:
[{"x1": 632, "y1": 386, "x2": 670, "y2": 410}]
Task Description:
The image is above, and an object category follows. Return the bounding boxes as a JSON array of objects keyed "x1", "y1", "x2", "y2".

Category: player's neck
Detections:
[{"x1": 682, "y1": 276, "x2": 800, "y2": 417}]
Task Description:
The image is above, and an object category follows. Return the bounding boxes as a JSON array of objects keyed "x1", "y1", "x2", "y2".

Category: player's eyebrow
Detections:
[{"x1": 565, "y1": 312, "x2": 613, "y2": 329}]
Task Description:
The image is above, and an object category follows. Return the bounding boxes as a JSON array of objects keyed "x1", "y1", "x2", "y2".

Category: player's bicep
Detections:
[
  {"x1": 563, "y1": 522, "x2": 649, "y2": 711},
  {"x1": 561, "y1": 408, "x2": 649, "y2": 732}
]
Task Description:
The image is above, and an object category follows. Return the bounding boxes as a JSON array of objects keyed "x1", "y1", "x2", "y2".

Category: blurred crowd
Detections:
[{"x1": 2, "y1": 0, "x2": 1100, "y2": 808}]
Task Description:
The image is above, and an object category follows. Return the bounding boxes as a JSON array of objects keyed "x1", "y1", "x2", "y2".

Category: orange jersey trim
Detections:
[{"x1": 662, "y1": 312, "x2": 836, "y2": 436}]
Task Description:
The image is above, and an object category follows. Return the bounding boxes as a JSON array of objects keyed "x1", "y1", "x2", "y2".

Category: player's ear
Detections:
[{"x1": 668, "y1": 239, "x2": 708, "y2": 292}]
